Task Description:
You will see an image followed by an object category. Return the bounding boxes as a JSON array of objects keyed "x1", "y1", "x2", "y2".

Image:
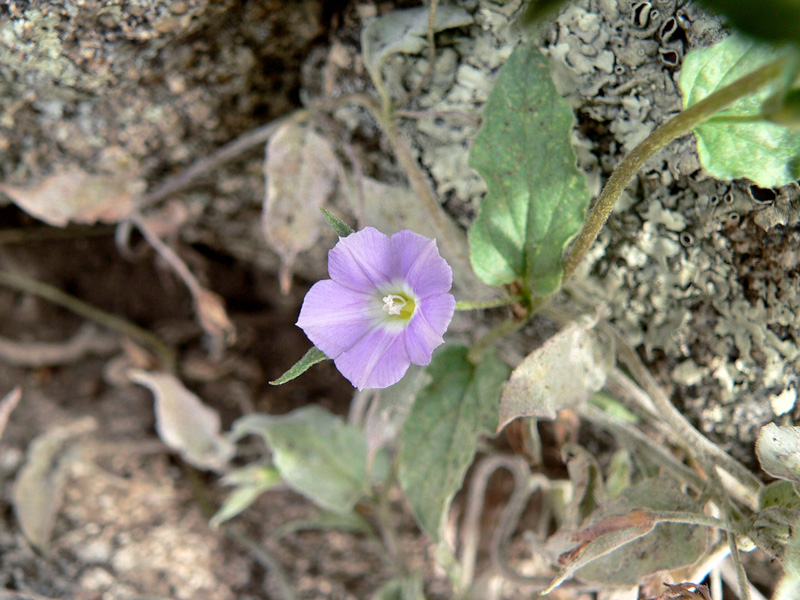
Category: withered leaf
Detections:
[
  {"x1": 0, "y1": 386, "x2": 21, "y2": 441},
  {"x1": 0, "y1": 170, "x2": 144, "y2": 227},
  {"x1": 498, "y1": 313, "x2": 614, "y2": 430},
  {"x1": 130, "y1": 370, "x2": 235, "y2": 472},
  {"x1": 261, "y1": 123, "x2": 340, "y2": 294},
  {"x1": 13, "y1": 417, "x2": 97, "y2": 553},
  {"x1": 544, "y1": 478, "x2": 710, "y2": 592}
]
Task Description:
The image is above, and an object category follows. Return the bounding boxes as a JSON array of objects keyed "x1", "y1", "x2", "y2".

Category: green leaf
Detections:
[
  {"x1": 759, "y1": 480, "x2": 800, "y2": 511},
  {"x1": 210, "y1": 465, "x2": 281, "y2": 528},
  {"x1": 397, "y1": 346, "x2": 509, "y2": 542},
  {"x1": 270, "y1": 346, "x2": 328, "y2": 385},
  {"x1": 231, "y1": 406, "x2": 371, "y2": 514},
  {"x1": 371, "y1": 574, "x2": 425, "y2": 600},
  {"x1": 361, "y1": 5, "x2": 472, "y2": 91},
  {"x1": 519, "y1": 0, "x2": 572, "y2": 27},
  {"x1": 697, "y1": 0, "x2": 800, "y2": 44},
  {"x1": 320, "y1": 207, "x2": 355, "y2": 237},
  {"x1": 468, "y1": 44, "x2": 590, "y2": 296},
  {"x1": 679, "y1": 35, "x2": 800, "y2": 187}
]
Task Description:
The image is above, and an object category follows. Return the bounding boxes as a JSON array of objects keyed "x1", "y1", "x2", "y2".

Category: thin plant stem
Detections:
[
  {"x1": 651, "y1": 510, "x2": 732, "y2": 531},
  {"x1": 455, "y1": 295, "x2": 522, "y2": 311},
  {"x1": 347, "y1": 93, "x2": 481, "y2": 293},
  {"x1": 395, "y1": 0, "x2": 440, "y2": 108},
  {"x1": 458, "y1": 454, "x2": 535, "y2": 593},
  {"x1": 466, "y1": 293, "x2": 552, "y2": 363},
  {"x1": 376, "y1": 483, "x2": 404, "y2": 570},
  {"x1": 613, "y1": 334, "x2": 762, "y2": 509},
  {"x1": 139, "y1": 110, "x2": 309, "y2": 209},
  {"x1": 467, "y1": 317, "x2": 527, "y2": 363},
  {"x1": 580, "y1": 403, "x2": 707, "y2": 492},
  {"x1": 727, "y1": 530, "x2": 752, "y2": 600},
  {"x1": 562, "y1": 55, "x2": 789, "y2": 281},
  {"x1": 0, "y1": 269, "x2": 175, "y2": 371},
  {"x1": 0, "y1": 225, "x2": 113, "y2": 245},
  {"x1": 226, "y1": 528, "x2": 298, "y2": 600},
  {"x1": 184, "y1": 465, "x2": 297, "y2": 600}
]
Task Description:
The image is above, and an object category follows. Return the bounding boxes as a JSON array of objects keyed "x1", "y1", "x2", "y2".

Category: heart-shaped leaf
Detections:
[
  {"x1": 679, "y1": 35, "x2": 800, "y2": 187},
  {"x1": 469, "y1": 44, "x2": 590, "y2": 296}
]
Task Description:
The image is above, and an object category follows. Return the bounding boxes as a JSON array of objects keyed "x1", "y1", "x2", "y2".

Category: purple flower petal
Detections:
[
  {"x1": 334, "y1": 327, "x2": 410, "y2": 390},
  {"x1": 419, "y1": 293, "x2": 457, "y2": 335},
  {"x1": 297, "y1": 280, "x2": 378, "y2": 358},
  {"x1": 402, "y1": 293, "x2": 455, "y2": 364},
  {"x1": 390, "y1": 230, "x2": 452, "y2": 298},
  {"x1": 403, "y1": 315, "x2": 443, "y2": 365},
  {"x1": 328, "y1": 227, "x2": 392, "y2": 292}
]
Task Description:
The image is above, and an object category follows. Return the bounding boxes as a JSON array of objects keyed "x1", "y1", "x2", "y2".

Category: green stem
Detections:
[
  {"x1": 455, "y1": 295, "x2": 522, "y2": 311},
  {"x1": 704, "y1": 114, "x2": 769, "y2": 125},
  {"x1": 652, "y1": 510, "x2": 733, "y2": 532},
  {"x1": 467, "y1": 318, "x2": 527, "y2": 364},
  {"x1": 0, "y1": 269, "x2": 176, "y2": 372},
  {"x1": 466, "y1": 293, "x2": 553, "y2": 362},
  {"x1": 562, "y1": 55, "x2": 789, "y2": 281},
  {"x1": 728, "y1": 529, "x2": 752, "y2": 600}
]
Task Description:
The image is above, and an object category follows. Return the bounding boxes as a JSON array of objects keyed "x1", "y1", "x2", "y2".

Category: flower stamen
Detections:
[
  {"x1": 382, "y1": 294, "x2": 405, "y2": 315},
  {"x1": 382, "y1": 293, "x2": 416, "y2": 320}
]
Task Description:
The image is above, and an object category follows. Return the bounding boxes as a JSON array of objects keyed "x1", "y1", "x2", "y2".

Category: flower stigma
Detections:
[{"x1": 382, "y1": 293, "x2": 416, "y2": 320}]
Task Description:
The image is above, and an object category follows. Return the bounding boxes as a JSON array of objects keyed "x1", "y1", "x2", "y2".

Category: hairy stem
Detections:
[
  {"x1": 455, "y1": 294, "x2": 523, "y2": 311},
  {"x1": 728, "y1": 530, "x2": 752, "y2": 600},
  {"x1": 562, "y1": 55, "x2": 789, "y2": 281},
  {"x1": 139, "y1": 110, "x2": 309, "y2": 209}
]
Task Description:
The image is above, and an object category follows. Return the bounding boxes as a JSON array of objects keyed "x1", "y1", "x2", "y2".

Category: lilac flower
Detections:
[{"x1": 297, "y1": 227, "x2": 456, "y2": 390}]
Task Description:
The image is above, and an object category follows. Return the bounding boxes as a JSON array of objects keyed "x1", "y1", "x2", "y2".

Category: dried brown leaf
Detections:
[
  {"x1": 195, "y1": 288, "x2": 236, "y2": 358},
  {"x1": 261, "y1": 123, "x2": 340, "y2": 294},
  {"x1": 12, "y1": 417, "x2": 97, "y2": 552},
  {"x1": 646, "y1": 582, "x2": 711, "y2": 600},
  {"x1": 0, "y1": 386, "x2": 21, "y2": 441},
  {"x1": 0, "y1": 171, "x2": 145, "y2": 227},
  {"x1": 498, "y1": 313, "x2": 614, "y2": 431},
  {"x1": 130, "y1": 370, "x2": 235, "y2": 472}
]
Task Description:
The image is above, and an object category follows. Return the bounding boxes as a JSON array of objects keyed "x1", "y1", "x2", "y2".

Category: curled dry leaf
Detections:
[
  {"x1": 13, "y1": 417, "x2": 97, "y2": 553},
  {"x1": 195, "y1": 288, "x2": 236, "y2": 359},
  {"x1": 544, "y1": 477, "x2": 709, "y2": 592},
  {"x1": 0, "y1": 386, "x2": 21, "y2": 441},
  {"x1": 0, "y1": 170, "x2": 145, "y2": 227},
  {"x1": 261, "y1": 122, "x2": 340, "y2": 294},
  {"x1": 646, "y1": 582, "x2": 711, "y2": 600},
  {"x1": 756, "y1": 423, "x2": 800, "y2": 483},
  {"x1": 130, "y1": 369, "x2": 235, "y2": 472},
  {"x1": 498, "y1": 313, "x2": 614, "y2": 431},
  {"x1": 360, "y1": 5, "x2": 472, "y2": 88}
]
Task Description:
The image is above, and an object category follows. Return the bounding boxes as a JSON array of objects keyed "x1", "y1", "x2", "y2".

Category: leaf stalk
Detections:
[{"x1": 562, "y1": 55, "x2": 790, "y2": 281}]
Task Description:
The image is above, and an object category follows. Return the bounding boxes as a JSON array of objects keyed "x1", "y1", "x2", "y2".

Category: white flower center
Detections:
[{"x1": 382, "y1": 294, "x2": 407, "y2": 315}]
